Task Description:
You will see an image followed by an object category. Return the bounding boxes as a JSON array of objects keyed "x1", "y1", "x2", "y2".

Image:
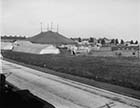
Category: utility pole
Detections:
[
  {"x1": 40, "y1": 22, "x2": 43, "y2": 33},
  {"x1": 57, "y1": 24, "x2": 59, "y2": 33},
  {"x1": 47, "y1": 23, "x2": 49, "y2": 31},
  {"x1": 51, "y1": 22, "x2": 53, "y2": 31}
]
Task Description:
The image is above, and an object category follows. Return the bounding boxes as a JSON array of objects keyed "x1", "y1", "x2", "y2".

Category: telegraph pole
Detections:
[
  {"x1": 47, "y1": 23, "x2": 49, "y2": 31},
  {"x1": 57, "y1": 24, "x2": 59, "y2": 33},
  {"x1": 51, "y1": 22, "x2": 53, "y2": 31},
  {"x1": 40, "y1": 22, "x2": 43, "y2": 33}
]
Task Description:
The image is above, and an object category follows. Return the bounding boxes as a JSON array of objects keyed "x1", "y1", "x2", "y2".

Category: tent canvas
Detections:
[
  {"x1": 13, "y1": 40, "x2": 60, "y2": 54},
  {"x1": 27, "y1": 31, "x2": 76, "y2": 45}
]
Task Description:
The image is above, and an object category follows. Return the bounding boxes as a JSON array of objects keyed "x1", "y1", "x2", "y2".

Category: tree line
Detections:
[
  {"x1": 1, "y1": 35, "x2": 26, "y2": 40},
  {"x1": 72, "y1": 37, "x2": 139, "y2": 45}
]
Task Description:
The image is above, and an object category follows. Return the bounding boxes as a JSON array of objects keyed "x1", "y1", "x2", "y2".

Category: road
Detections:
[{"x1": 1, "y1": 60, "x2": 140, "y2": 108}]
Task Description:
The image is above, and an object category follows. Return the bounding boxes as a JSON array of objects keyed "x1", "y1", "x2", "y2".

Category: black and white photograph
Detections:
[{"x1": 0, "y1": 0, "x2": 140, "y2": 108}]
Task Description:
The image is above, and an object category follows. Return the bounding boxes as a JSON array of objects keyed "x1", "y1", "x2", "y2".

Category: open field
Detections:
[
  {"x1": 2, "y1": 50, "x2": 140, "y2": 91},
  {"x1": 2, "y1": 60, "x2": 140, "y2": 108}
]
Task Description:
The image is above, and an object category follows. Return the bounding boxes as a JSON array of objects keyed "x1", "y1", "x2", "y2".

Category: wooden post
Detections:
[
  {"x1": 0, "y1": 74, "x2": 6, "y2": 94},
  {"x1": 138, "y1": 45, "x2": 140, "y2": 59}
]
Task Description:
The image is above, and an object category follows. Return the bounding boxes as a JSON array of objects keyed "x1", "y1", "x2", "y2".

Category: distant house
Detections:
[
  {"x1": 71, "y1": 38, "x2": 80, "y2": 43},
  {"x1": 88, "y1": 37, "x2": 97, "y2": 45},
  {"x1": 104, "y1": 38, "x2": 111, "y2": 44},
  {"x1": 98, "y1": 37, "x2": 111, "y2": 46},
  {"x1": 82, "y1": 38, "x2": 89, "y2": 42},
  {"x1": 124, "y1": 41, "x2": 131, "y2": 46},
  {"x1": 79, "y1": 40, "x2": 90, "y2": 45}
]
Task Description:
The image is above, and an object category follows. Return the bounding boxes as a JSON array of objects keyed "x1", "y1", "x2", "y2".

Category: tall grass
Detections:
[{"x1": 2, "y1": 50, "x2": 140, "y2": 90}]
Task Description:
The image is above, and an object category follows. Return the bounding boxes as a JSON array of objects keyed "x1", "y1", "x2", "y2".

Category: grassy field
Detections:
[{"x1": 2, "y1": 50, "x2": 140, "y2": 91}]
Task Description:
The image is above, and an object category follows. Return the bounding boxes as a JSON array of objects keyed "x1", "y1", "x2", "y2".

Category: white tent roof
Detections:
[
  {"x1": 40, "y1": 45, "x2": 60, "y2": 54},
  {"x1": 13, "y1": 40, "x2": 60, "y2": 54},
  {"x1": 1, "y1": 42, "x2": 13, "y2": 50}
]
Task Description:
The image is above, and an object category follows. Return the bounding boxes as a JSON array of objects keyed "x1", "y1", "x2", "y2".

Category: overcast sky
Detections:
[{"x1": 1, "y1": 0, "x2": 140, "y2": 41}]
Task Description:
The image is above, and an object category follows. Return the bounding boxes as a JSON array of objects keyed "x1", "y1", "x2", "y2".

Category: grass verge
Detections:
[{"x1": 2, "y1": 50, "x2": 140, "y2": 99}]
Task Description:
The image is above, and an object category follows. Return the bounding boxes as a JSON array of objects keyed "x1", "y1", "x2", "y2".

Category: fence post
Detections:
[{"x1": 138, "y1": 45, "x2": 140, "y2": 59}]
